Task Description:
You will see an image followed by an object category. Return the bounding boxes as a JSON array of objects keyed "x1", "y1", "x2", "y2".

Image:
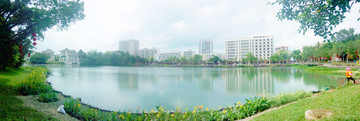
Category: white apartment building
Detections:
[
  {"x1": 183, "y1": 50, "x2": 195, "y2": 58},
  {"x1": 225, "y1": 35, "x2": 274, "y2": 61},
  {"x1": 119, "y1": 39, "x2": 139, "y2": 56},
  {"x1": 157, "y1": 52, "x2": 181, "y2": 61},
  {"x1": 139, "y1": 48, "x2": 158, "y2": 58}
]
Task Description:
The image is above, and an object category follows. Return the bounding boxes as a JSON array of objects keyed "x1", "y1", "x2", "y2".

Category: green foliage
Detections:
[
  {"x1": 0, "y1": 0, "x2": 85, "y2": 70},
  {"x1": 208, "y1": 55, "x2": 220, "y2": 64},
  {"x1": 79, "y1": 50, "x2": 142, "y2": 66},
  {"x1": 63, "y1": 98, "x2": 82, "y2": 118},
  {"x1": 272, "y1": 0, "x2": 359, "y2": 40},
  {"x1": 190, "y1": 54, "x2": 203, "y2": 64},
  {"x1": 165, "y1": 56, "x2": 179, "y2": 63},
  {"x1": 291, "y1": 50, "x2": 302, "y2": 60},
  {"x1": 243, "y1": 52, "x2": 258, "y2": 64},
  {"x1": 20, "y1": 67, "x2": 53, "y2": 95},
  {"x1": 38, "y1": 92, "x2": 59, "y2": 103},
  {"x1": 301, "y1": 32, "x2": 360, "y2": 62},
  {"x1": 269, "y1": 90, "x2": 312, "y2": 107},
  {"x1": 63, "y1": 92, "x2": 313, "y2": 121},
  {"x1": 0, "y1": 67, "x2": 56, "y2": 120},
  {"x1": 30, "y1": 53, "x2": 50, "y2": 64}
]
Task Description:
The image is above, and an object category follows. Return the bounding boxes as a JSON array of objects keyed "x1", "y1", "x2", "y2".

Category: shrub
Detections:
[
  {"x1": 38, "y1": 92, "x2": 59, "y2": 102},
  {"x1": 20, "y1": 67, "x2": 53, "y2": 95},
  {"x1": 63, "y1": 98, "x2": 82, "y2": 117}
]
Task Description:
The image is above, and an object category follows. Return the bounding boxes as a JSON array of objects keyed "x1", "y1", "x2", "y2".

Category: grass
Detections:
[
  {"x1": 292, "y1": 64, "x2": 344, "y2": 75},
  {"x1": 252, "y1": 85, "x2": 360, "y2": 121},
  {"x1": 0, "y1": 67, "x2": 56, "y2": 120}
]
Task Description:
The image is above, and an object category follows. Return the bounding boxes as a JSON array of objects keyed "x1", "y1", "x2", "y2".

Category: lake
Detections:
[{"x1": 47, "y1": 65, "x2": 339, "y2": 111}]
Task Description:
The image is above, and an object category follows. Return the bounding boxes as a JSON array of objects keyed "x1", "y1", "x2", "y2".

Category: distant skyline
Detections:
[{"x1": 35, "y1": 0, "x2": 360, "y2": 54}]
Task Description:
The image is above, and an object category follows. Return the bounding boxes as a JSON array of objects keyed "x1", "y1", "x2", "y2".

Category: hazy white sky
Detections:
[{"x1": 35, "y1": 0, "x2": 360, "y2": 54}]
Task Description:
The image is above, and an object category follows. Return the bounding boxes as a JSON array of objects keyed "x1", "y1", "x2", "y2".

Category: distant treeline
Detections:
[{"x1": 78, "y1": 50, "x2": 144, "y2": 66}]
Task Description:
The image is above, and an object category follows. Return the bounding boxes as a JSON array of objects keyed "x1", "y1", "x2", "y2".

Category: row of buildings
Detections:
[
  {"x1": 33, "y1": 35, "x2": 289, "y2": 65},
  {"x1": 119, "y1": 39, "x2": 220, "y2": 61},
  {"x1": 119, "y1": 35, "x2": 289, "y2": 62}
]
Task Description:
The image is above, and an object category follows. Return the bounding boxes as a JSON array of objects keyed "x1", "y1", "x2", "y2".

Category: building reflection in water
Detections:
[
  {"x1": 198, "y1": 68, "x2": 214, "y2": 91},
  {"x1": 117, "y1": 70, "x2": 139, "y2": 90},
  {"x1": 224, "y1": 68, "x2": 275, "y2": 95}
]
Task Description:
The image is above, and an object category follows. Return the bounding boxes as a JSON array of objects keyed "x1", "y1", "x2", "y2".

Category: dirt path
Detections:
[{"x1": 17, "y1": 94, "x2": 78, "y2": 121}]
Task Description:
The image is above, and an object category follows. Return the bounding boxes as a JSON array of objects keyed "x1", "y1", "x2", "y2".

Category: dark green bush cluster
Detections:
[
  {"x1": 38, "y1": 92, "x2": 59, "y2": 102},
  {"x1": 20, "y1": 67, "x2": 53, "y2": 95}
]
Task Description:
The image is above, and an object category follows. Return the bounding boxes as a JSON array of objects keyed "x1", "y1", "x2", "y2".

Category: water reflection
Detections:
[
  {"x1": 224, "y1": 68, "x2": 275, "y2": 95},
  {"x1": 47, "y1": 66, "x2": 338, "y2": 111}
]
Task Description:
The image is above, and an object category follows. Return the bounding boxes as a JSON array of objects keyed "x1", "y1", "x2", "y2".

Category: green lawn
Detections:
[
  {"x1": 0, "y1": 67, "x2": 56, "y2": 120},
  {"x1": 252, "y1": 85, "x2": 360, "y2": 121}
]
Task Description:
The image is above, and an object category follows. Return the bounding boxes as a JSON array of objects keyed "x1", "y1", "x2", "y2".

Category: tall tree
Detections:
[
  {"x1": 30, "y1": 53, "x2": 49, "y2": 64},
  {"x1": 273, "y1": 0, "x2": 359, "y2": 41},
  {"x1": 208, "y1": 55, "x2": 220, "y2": 64},
  {"x1": 0, "y1": 0, "x2": 85, "y2": 70},
  {"x1": 291, "y1": 50, "x2": 302, "y2": 60}
]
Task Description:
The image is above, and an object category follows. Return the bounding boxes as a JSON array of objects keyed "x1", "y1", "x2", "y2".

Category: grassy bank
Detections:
[
  {"x1": 252, "y1": 85, "x2": 360, "y2": 120},
  {"x1": 292, "y1": 64, "x2": 345, "y2": 75},
  {"x1": 0, "y1": 67, "x2": 56, "y2": 120}
]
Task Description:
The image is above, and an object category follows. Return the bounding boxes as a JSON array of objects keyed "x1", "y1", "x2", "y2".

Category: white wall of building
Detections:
[{"x1": 225, "y1": 35, "x2": 274, "y2": 61}]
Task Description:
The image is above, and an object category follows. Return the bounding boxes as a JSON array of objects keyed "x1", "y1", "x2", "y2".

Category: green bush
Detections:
[
  {"x1": 38, "y1": 92, "x2": 59, "y2": 102},
  {"x1": 62, "y1": 91, "x2": 311, "y2": 120},
  {"x1": 20, "y1": 67, "x2": 53, "y2": 95},
  {"x1": 63, "y1": 98, "x2": 82, "y2": 117}
]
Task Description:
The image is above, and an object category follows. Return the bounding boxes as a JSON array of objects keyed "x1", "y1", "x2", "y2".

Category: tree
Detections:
[
  {"x1": 333, "y1": 28, "x2": 356, "y2": 42},
  {"x1": 208, "y1": 55, "x2": 220, "y2": 64},
  {"x1": 30, "y1": 53, "x2": 49, "y2": 64},
  {"x1": 190, "y1": 54, "x2": 203, "y2": 64},
  {"x1": 291, "y1": 50, "x2": 302, "y2": 60},
  {"x1": 179, "y1": 56, "x2": 188, "y2": 64},
  {"x1": 0, "y1": 0, "x2": 85, "y2": 70},
  {"x1": 244, "y1": 53, "x2": 257, "y2": 64},
  {"x1": 273, "y1": 0, "x2": 359, "y2": 41},
  {"x1": 165, "y1": 56, "x2": 178, "y2": 64}
]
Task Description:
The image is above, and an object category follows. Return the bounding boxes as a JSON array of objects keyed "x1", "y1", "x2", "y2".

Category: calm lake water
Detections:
[{"x1": 47, "y1": 65, "x2": 339, "y2": 111}]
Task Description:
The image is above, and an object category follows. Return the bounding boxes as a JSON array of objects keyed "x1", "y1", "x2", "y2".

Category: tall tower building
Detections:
[
  {"x1": 199, "y1": 40, "x2": 213, "y2": 54},
  {"x1": 119, "y1": 39, "x2": 139, "y2": 56},
  {"x1": 225, "y1": 35, "x2": 274, "y2": 61}
]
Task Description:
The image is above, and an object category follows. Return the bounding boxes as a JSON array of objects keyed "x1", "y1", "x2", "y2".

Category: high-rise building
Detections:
[
  {"x1": 199, "y1": 40, "x2": 213, "y2": 54},
  {"x1": 183, "y1": 50, "x2": 195, "y2": 58},
  {"x1": 139, "y1": 48, "x2": 158, "y2": 58},
  {"x1": 119, "y1": 39, "x2": 139, "y2": 56},
  {"x1": 225, "y1": 35, "x2": 274, "y2": 61}
]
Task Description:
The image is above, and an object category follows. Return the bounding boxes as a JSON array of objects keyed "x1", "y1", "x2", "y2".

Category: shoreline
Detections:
[{"x1": 18, "y1": 64, "x2": 358, "y2": 120}]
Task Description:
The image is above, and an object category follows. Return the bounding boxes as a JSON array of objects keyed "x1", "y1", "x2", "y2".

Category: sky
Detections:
[{"x1": 35, "y1": 0, "x2": 360, "y2": 54}]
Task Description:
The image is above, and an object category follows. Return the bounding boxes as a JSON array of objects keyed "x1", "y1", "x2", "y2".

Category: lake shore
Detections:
[{"x1": 2, "y1": 64, "x2": 359, "y2": 120}]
